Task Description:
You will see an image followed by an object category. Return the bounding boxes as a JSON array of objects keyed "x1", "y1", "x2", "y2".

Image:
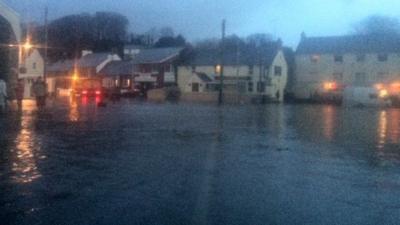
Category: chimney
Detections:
[
  {"x1": 301, "y1": 32, "x2": 307, "y2": 41},
  {"x1": 277, "y1": 38, "x2": 283, "y2": 48},
  {"x1": 82, "y1": 50, "x2": 93, "y2": 57}
]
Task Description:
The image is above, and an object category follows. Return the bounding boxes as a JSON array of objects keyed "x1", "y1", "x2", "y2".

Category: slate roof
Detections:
[
  {"x1": 47, "y1": 59, "x2": 74, "y2": 73},
  {"x1": 99, "y1": 61, "x2": 135, "y2": 76},
  {"x1": 296, "y1": 35, "x2": 400, "y2": 54},
  {"x1": 195, "y1": 72, "x2": 213, "y2": 82},
  {"x1": 78, "y1": 53, "x2": 110, "y2": 67},
  {"x1": 131, "y1": 47, "x2": 183, "y2": 64},
  {"x1": 191, "y1": 40, "x2": 281, "y2": 66}
]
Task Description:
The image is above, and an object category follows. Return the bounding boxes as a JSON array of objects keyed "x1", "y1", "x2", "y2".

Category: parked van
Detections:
[{"x1": 343, "y1": 87, "x2": 391, "y2": 107}]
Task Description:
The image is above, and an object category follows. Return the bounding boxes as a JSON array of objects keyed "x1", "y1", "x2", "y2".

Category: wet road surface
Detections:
[{"x1": 1, "y1": 98, "x2": 400, "y2": 225}]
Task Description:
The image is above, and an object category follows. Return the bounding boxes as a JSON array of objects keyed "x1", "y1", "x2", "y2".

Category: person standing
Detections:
[
  {"x1": 0, "y1": 79, "x2": 7, "y2": 113},
  {"x1": 32, "y1": 77, "x2": 47, "y2": 110},
  {"x1": 14, "y1": 79, "x2": 24, "y2": 111}
]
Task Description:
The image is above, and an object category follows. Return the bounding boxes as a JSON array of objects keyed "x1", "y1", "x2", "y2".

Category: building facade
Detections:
[
  {"x1": 294, "y1": 34, "x2": 400, "y2": 100},
  {"x1": 177, "y1": 40, "x2": 288, "y2": 102},
  {"x1": 18, "y1": 49, "x2": 44, "y2": 98}
]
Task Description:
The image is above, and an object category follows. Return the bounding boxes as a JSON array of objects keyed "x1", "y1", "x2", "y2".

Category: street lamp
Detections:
[{"x1": 23, "y1": 41, "x2": 32, "y2": 51}]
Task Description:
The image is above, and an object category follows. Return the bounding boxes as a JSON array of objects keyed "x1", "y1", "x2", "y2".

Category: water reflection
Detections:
[
  {"x1": 322, "y1": 105, "x2": 337, "y2": 141},
  {"x1": 69, "y1": 96, "x2": 80, "y2": 121},
  {"x1": 377, "y1": 110, "x2": 387, "y2": 150},
  {"x1": 377, "y1": 109, "x2": 400, "y2": 149},
  {"x1": 12, "y1": 101, "x2": 42, "y2": 183},
  {"x1": 388, "y1": 110, "x2": 400, "y2": 144}
]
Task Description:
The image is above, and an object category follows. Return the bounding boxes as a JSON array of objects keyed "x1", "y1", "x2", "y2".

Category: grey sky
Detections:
[{"x1": 4, "y1": 0, "x2": 400, "y2": 47}]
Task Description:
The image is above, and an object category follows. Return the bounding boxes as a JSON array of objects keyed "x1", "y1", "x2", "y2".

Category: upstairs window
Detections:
[
  {"x1": 191, "y1": 65, "x2": 196, "y2": 72},
  {"x1": 32, "y1": 62, "x2": 36, "y2": 69},
  {"x1": 334, "y1": 55, "x2": 343, "y2": 63},
  {"x1": 274, "y1": 66, "x2": 282, "y2": 76},
  {"x1": 248, "y1": 65, "x2": 254, "y2": 75},
  {"x1": 378, "y1": 53, "x2": 388, "y2": 62}
]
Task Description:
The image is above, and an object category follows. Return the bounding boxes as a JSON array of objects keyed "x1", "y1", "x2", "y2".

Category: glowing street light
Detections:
[
  {"x1": 72, "y1": 73, "x2": 79, "y2": 81},
  {"x1": 23, "y1": 41, "x2": 32, "y2": 51}
]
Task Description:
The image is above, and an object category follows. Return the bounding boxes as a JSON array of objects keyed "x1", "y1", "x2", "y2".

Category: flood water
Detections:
[{"x1": 1, "y1": 99, "x2": 400, "y2": 225}]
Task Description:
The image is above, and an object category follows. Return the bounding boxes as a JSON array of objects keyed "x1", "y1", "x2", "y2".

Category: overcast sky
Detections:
[{"x1": 3, "y1": 0, "x2": 400, "y2": 47}]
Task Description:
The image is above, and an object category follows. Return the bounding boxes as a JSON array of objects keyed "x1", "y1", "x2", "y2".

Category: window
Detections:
[
  {"x1": 191, "y1": 65, "x2": 196, "y2": 72},
  {"x1": 248, "y1": 82, "x2": 253, "y2": 92},
  {"x1": 310, "y1": 54, "x2": 320, "y2": 62},
  {"x1": 32, "y1": 62, "x2": 37, "y2": 69},
  {"x1": 274, "y1": 66, "x2": 282, "y2": 76},
  {"x1": 356, "y1": 54, "x2": 365, "y2": 62},
  {"x1": 354, "y1": 72, "x2": 366, "y2": 85},
  {"x1": 334, "y1": 55, "x2": 343, "y2": 63},
  {"x1": 377, "y1": 72, "x2": 389, "y2": 81},
  {"x1": 248, "y1": 65, "x2": 254, "y2": 75},
  {"x1": 192, "y1": 83, "x2": 199, "y2": 92},
  {"x1": 333, "y1": 73, "x2": 343, "y2": 81},
  {"x1": 257, "y1": 81, "x2": 265, "y2": 93},
  {"x1": 378, "y1": 53, "x2": 388, "y2": 62}
]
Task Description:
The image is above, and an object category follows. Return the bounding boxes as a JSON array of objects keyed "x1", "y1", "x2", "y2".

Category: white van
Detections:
[{"x1": 343, "y1": 87, "x2": 391, "y2": 107}]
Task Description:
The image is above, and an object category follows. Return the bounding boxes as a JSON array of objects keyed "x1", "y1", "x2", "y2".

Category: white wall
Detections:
[{"x1": 178, "y1": 50, "x2": 288, "y2": 102}]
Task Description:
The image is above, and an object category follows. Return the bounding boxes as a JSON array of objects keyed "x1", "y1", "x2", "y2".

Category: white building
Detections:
[
  {"x1": 178, "y1": 40, "x2": 288, "y2": 102},
  {"x1": 18, "y1": 49, "x2": 44, "y2": 98}
]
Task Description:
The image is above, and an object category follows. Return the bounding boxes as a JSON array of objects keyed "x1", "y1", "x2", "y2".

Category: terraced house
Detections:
[
  {"x1": 178, "y1": 40, "x2": 288, "y2": 102},
  {"x1": 294, "y1": 33, "x2": 400, "y2": 100}
]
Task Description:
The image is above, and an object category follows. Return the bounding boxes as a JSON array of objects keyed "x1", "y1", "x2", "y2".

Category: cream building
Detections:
[
  {"x1": 294, "y1": 34, "x2": 400, "y2": 99},
  {"x1": 178, "y1": 40, "x2": 288, "y2": 102}
]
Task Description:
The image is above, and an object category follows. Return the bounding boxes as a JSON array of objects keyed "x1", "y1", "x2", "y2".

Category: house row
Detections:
[
  {"x1": 46, "y1": 47, "x2": 183, "y2": 96},
  {"x1": 46, "y1": 41, "x2": 289, "y2": 102},
  {"x1": 292, "y1": 33, "x2": 400, "y2": 101}
]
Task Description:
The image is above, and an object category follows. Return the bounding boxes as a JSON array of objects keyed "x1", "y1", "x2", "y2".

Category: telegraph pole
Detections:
[
  {"x1": 218, "y1": 19, "x2": 226, "y2": 105},
  {"x1": 43, "y1": 6, "x2": 48, "y2": 81}
]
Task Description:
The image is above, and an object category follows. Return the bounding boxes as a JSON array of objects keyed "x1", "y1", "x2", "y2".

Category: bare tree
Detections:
[{"x1": 353, "y1": 15, "x2": 400, "y2": 36}]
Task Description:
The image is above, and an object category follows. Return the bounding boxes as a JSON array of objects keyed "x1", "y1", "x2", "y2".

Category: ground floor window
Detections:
[
  {"x1": 192, "y1": 83, "x2": 200, "y2": 92},
  {"x1": 354, "y1": 72, "x2": 366, "y2": 86},
  {"x1": 248, "y1": 82, "x2": 253, "y2": 92},
  {"x1": 257, "y1": 81, "x2": 265, "y2": 93}
]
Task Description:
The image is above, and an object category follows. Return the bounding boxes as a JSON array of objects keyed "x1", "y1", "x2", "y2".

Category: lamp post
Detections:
[{"x1": 218, "y1": 19, "x2": 226, "y2": 105}]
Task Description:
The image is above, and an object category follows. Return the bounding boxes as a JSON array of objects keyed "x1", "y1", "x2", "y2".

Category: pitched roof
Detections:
[
  {"x1": 99, "y1": 60, "x2": 135, "y2": 76},
  {"x1": 131, "y1": 47, "x2": 183, "y2": 64},
  {"x1": 47, "y1": 59, "x2": 74, "y2": 73},
  {"x1": 195, "y1": 72, "x2": 213, "y2": 82},
  {"x1": 124, "y1": 44, "x2": 147, "y2": 50},
  {"x1": 78, "y1": 53, "x2": 110, "y2": 67},
  {"x1": 191, "y1": 40, "x2": 281, "y2": 66},
  {"x1": 296, "y1": 35, "x2": 400, "y2": 54}
]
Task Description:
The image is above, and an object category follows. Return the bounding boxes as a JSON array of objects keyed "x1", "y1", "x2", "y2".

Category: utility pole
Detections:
[
  {"x1": 43, "y1": 6, "x2": 48, "y2": 81},
  {"x1": 218, "y1": 19, "x2": 226, "y2": 105}
]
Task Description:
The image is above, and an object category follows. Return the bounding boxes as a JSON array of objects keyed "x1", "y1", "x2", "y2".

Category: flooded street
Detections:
[{"x1": 1, "y1": 98, "x2": 400, "y2": 225}]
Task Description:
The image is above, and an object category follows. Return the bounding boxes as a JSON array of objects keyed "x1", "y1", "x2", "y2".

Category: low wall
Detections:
[
  {"x1": 180, "y1": 92, "x2": 252, "y2": 104},
  {"x1": 147, "y1": 89, "x2": 167, "y2": 102}
]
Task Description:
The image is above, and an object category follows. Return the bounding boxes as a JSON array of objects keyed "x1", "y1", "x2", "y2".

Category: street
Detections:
[{"x1": 1, "y1": 98, "x2": 400, "y2": 225}]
